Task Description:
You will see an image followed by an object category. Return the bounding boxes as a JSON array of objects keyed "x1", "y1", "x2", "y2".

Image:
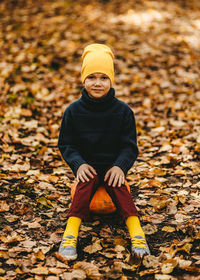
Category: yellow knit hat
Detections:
[{"x1": 81, "y1": 43, "x2": 114, "y2": 85}]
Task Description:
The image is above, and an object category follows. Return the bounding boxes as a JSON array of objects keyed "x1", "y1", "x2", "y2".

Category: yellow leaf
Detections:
[
  {"x1": 15, "y1": 267, "x2": 23, "y2": 274},
  {"x1": 0, "y1": 268, "x2": 6, "y2": 275},
  {"x1": 113, "y1": 237, "x2": 127, "y2": 247},
  {"x1": 176, "y1": 243, "x2": 192, "y2": 254},
  {"x1": 161, "y1": 259, "x2": 177, "y2": 274},
  {"x1": 0, "y1": 250, "x2": 9, "y2": 259},
  {"x1": 37, "y1": 196, "x2": 53, "y2": 208},
  {"x1": 34, "y1": 249, "x2": 45, "y2": 261},
  {"x1": 162, "y1": 226, "x2": 175, "y2": 232}
]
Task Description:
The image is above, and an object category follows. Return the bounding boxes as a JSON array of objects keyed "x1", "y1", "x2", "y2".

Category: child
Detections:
[{"x1": 58, "y1": 43, "x2": 150, "y2": 260}]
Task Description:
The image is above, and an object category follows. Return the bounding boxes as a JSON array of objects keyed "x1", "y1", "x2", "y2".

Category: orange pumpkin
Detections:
[{"x1": 70, "y1": 181, "x2": 131, "y2": 214}]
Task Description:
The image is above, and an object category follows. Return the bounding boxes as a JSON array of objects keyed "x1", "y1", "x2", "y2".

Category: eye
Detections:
[
  {"x1": 102, "y1": 76, "x2": 108, "y2": 80},
  {"x1": 88, "y1": 75, "x2": 95, "y2": 79}
]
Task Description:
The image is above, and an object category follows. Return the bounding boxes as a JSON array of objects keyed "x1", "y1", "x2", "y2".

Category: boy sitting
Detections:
[{"x1": 58, "y1": 43, "x2": 150, "y2": 260}]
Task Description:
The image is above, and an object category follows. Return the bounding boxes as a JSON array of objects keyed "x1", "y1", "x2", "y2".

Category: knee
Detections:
[
  {"x1": 78, "y1": 174, "x2": 99, "y2": 186},
  {"x1": 90, "y1": 174, "x2": 99, "y2": 184}
]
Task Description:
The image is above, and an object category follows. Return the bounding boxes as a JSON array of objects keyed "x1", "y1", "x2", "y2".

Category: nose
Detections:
[{"x1": 94, "y1": 78, "x2": 101, "y2": 85}]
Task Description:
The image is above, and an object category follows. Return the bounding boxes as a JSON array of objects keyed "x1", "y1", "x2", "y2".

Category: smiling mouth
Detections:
[{"x1": 92, "y1": 89, "x2": 103, "y2": 91}]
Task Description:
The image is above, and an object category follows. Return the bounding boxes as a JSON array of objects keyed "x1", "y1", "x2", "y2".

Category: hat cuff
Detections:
[{"x1": 81, "y1": 66, "x2": 114, "y2": 85}]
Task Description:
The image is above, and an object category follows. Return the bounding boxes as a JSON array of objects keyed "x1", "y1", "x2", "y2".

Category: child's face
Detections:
[{"x1": 83, "y1": 73, "x2": 111, "y2": 99}]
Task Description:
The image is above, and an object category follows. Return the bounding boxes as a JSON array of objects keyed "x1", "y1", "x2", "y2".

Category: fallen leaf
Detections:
[
  {"x1": 37, "y1": 196, "x2": 54, "y2": 208},
  {"x1": 31, "y1": 266, "x2": 49, "y2": 275},
  {"x1": 0, "y1": 268, "x2": 6, "y2": 275},
  {"x1": 48, "y1": 267, "x2": 65, "y2": 275},
  {"x1": 175, "y1": 257, "x2": 192, "y2": 269},
  {"x1": 33, "y1": 249, "x2": 45, "y2": 261},
  {"x1": 0, "y1": 250, "x2": 9, "y2": 259},
  {"x1": 62, "y1": 269, "x2": 86, "y2": 280},
  {"x1": 155, "y1": 274, "x2": 177, "y2": 280},
  {"x1": 54, "y1": 252, "x2": 69, "y2": 265},
  {"x1": 143, "y1": 255, "x2": 159, "y2": 268},
  {"x1": 143, "y1": 224, "x2": 158, "y2": 235},
  {"x1": 113, "y1": 237, "x2": 127, "y2": 247},
  {"x1": 84, "y1": 238, "x2": 102, "y2": 254},
  {"x1": 20, "y1": 239, "x2": 37, "y2": 249},
  {"x1": 161, "y1": 259, "x2": 177, "y2": 274},
  {"x1": 28, "y1": 221, "x2": 41, "y2": 229},
  {"x1": 162, "y1": 226, "x2": 175, "y2": 232},
  {"x1": 74, "y1": 261, "x2": 102, "y2": 280},
  {"x1": 0, "y1": 201, "x2": 10, "y2": 212},
  {"x1": 46, "y1": 276, "x2": 60, "y2": 280}
]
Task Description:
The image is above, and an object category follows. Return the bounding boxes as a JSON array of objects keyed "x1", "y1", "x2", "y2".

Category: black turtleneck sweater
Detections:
[{"x1": 58, "y1": 88, "x2": 138, "y2": 176}]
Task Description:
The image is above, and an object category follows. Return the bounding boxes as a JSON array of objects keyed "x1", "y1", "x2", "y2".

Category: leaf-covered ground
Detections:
[{"x1": 0, "y1": 0, "x2": 200, "y2": 279}]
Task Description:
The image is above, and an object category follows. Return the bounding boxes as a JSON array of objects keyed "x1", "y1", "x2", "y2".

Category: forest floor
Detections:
[{"x1": 0, "y1": 0, "x2": 200, "y2": 279}]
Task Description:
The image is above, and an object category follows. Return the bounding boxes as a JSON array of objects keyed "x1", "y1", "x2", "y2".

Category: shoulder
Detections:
[
  {"x1": 61, "y1": 99, "x2": 82, "y2": 123},
  {"x1": 115, "y1": 98, "x2": 133, "y2": 115},
  {"x1": 63, "y1": 98, "x2": 81, "y2": 114}
]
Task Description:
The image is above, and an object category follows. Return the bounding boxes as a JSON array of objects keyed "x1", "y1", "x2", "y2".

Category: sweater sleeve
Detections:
[
  {"x1": 112, "y1": 108, "x2": 139, "y2": 175},
  {"x1": 58, "y1": 107, "x2": 87, "y2": 176}
]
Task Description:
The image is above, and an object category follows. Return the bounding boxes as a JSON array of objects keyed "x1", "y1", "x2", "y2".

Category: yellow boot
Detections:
[
  {"x1": 126, "y1": 216, "x2": 150, "y2": 258},
  {"x1": 59, "y1": 217, "x2": 81, "y2": 260}
]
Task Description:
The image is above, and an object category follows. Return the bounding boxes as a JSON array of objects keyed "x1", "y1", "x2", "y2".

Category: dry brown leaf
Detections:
[
  {"x1": 155, "y1": 274, "x2": 177, "y2": 280},
  {"x1": 139, "y1": 268, "x2": 160, "y2": 277},
  {"x1": 166, "y1": 201, "x2": 178, "y2": 215},
  {"x1": 4, "y1": 214, "x2": 20, "y2": 223},
  {"x1": 48, "y1": 267, "x2": 64, "y2": 275},
  {"x1": 46, "y1": 276, "x2": 60, "y2": 280},
  {"x1": 74, "y1": 261, "x2": 102, "y2": 280},
  {"x1": 99, "y1": 226, "x2": 112, "y2": 238},
  {"x1": 161, "y1": 259, "x2": 177, "y2": 274},
  {"x1": 28, "y1": 221, "x2": 41, "y2": 229},
  {"x1": 174, "y1": 213, "x2": 188, "y2": 223},
  {"x1": 31, "y1": 266, "x2": 49, "y2": 275},
  {"x1": 104, "y1": 261, "x2": 123, "y2": 279},
  {"x1": 0, "y1": 250, "x2": 9, "y2": 259},
  {"x1": 84, "y1": 238, "x2": 102, "y2": 254},
  {"x1": 20, "y1": 108, "x2": 32, "y2": 117},
  {"x1": 20, "y1": 239, "x2": 37, "y2": 249},
  {"x1": 54, "y1": 252, "x2": 70, "y2": 265},
  {"x1": 115, "y1": 245, "x2": 126, "y2": 253},
  {"x1": 143, "y1": 255, "x2": 159, "y2": 268},
  {"x1": 100, "y1": 250, "x2": 116, "y2": 259},
  {"x1": 183, "y1": 266, "x2": 200, "y2": 273},
  {"x1": 0, "y1": 201, "x2": 10, "y2": 212},
  {"x1": 150, "y1": 214, "x2": 165, "y2": 224},
  {"x1": 143, "y1": 224, "x2": 158, "y2": 235},
  {"x1": 62, "y1": 269, "x2": 86, "y2": 280},
  {"x1": 4, "y1": 234, "x2": 24, "y2": 244},
  {"x1": 174, "y1": 257, "x2": 192, "y2": 269},
  {"x1": 150, "y1": 196, "x2": 169, "y2": 211}
]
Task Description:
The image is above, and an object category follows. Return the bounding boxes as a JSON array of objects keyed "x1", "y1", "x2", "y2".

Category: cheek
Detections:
[
  {"x1": 106, "y1": 81, "x2": 111, "y2": 88},
  {"x1": 84, "y1": 81, "x2": 92, "y2": 88}
]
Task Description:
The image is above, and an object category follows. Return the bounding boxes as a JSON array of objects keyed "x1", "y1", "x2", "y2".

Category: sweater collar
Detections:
[{"x1": 81, "y1": 87, "x2": 115, "y2": 111}]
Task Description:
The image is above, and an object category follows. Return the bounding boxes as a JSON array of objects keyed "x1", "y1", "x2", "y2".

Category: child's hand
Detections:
[
  {"x1": 104, "y1": 166, "x2": 125, "y2": 187},
  {"x1": 77, "y1": 164, "x2": 97, "y2": 183}
]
